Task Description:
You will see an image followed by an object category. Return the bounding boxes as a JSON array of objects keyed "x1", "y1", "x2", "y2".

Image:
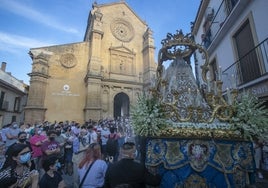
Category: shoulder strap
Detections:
[{"x1": 79, "y1": 160, "x2": 96, "y2": 188}]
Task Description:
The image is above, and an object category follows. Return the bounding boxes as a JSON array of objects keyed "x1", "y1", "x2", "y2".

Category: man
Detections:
[
  {"x1": 41, "y1": 130, "x2": 60, "y2": 159},
  {"x1": 55, "y1": 126, "x2": 66, "y2": 174},
  {"x1": 88, "y1": 125, "x2": 98, "y2": 144},
  {"x1": 100, "y1": 123, "x2": 110, "y2": 159},
  {"x1": 30, "y1": 127, "x2": 47, "y2": 171},
  {"x1": 5, "y1": 122, "x2": 21, "y2": 148},
  {"x1": 104, "y1": 142, "x2": 161, "y2": 188}
]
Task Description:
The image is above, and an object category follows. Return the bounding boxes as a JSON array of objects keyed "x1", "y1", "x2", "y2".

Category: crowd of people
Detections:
[{"x1": 0, "y1": 118, "x2": 161, "y2": 188}]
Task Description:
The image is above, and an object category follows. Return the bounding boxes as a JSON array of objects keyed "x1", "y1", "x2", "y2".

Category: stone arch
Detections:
[{"x1": 113, "y1": 92, "x2": 129, "y2": 119}]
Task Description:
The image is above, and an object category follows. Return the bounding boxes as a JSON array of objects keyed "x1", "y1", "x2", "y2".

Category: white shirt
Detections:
[{"x1": 89, "y1": 130, "x2": 98, "y2": 144}]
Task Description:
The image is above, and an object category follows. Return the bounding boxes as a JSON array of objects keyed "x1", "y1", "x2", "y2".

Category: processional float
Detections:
[{"x1": 142, "y1": 30, "x2": 255, "y2": 188}]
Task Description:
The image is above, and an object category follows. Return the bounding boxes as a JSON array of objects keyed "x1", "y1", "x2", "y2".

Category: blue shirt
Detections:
[{"x1": 78, "y1": 159, "x2": 107, "y2": 188}]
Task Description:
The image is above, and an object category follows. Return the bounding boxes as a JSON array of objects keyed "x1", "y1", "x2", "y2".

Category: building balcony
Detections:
[{"x1": 222, "y1": 37, "x2": 268, "y2": 92}]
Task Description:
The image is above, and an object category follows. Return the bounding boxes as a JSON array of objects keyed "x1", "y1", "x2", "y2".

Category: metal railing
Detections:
[
  {"x1": 202, "y1": 0, "x2": 238, "y2": 48},
  {"x1": 222, "y1": 37, "x2": 268, "y2": 90}
]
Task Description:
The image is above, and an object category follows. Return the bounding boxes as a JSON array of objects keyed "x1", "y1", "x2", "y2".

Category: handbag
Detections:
[{"x1": 79, "y1": 160, "x2": 95, "y2": 188}]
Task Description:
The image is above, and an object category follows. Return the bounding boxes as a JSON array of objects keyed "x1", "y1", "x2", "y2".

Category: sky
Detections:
[{"x1": 0, "y1": 0, "x2": 200, "y2": 85}]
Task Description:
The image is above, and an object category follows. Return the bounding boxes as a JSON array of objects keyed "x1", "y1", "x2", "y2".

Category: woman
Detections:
[
  {"x1": 0, "y1": 141, "x2": 6, "y2": 169},
  {"x1": 0, "y1": 143, "x2": 39, "y2": 187},
  {"x1": 78, "y1": 143, "x2": 107, "y2": 188}
]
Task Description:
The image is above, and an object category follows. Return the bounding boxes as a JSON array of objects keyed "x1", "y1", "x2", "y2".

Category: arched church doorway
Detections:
[{"x1": 114, "y1": 92, "x2": 129, "y2": 119}]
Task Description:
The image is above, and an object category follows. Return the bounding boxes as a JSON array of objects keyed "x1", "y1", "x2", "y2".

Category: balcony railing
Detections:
[
  {"x1": 202, "y1": 0, "x2": 238, "y2": 48},
  {"x1": 222, "y1": 37, "x2": 268, "y2": 90}
]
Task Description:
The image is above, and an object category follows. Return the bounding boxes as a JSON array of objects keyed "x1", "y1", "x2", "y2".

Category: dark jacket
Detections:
[{"x1": 104, "y1": 158, "x2": 161, "y2": 188}]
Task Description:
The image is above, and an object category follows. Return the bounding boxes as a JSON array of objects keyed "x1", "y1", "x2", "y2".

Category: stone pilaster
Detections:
[
  {"x1": 24, "y1": 52, "x2": 50, "y2": 124},
  {"x1": 142, "y1": 27, "x2": 157, "y2": 90},
  {"x1": 84, "y1": 7, "x2": 104, "y2": 121}
]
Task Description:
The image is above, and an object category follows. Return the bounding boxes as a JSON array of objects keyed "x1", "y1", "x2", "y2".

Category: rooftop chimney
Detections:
[{"x1": 1, "y1": 62, "x2": 6, "y2": 72}]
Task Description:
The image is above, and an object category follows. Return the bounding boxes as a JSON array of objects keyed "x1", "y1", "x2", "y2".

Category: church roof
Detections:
[{"x1": 93, "y1": 1, "x2": 147, "y2": 26}]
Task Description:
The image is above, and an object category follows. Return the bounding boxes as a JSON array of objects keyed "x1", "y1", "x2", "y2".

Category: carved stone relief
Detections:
[
  {"x1": 60, "y1": 53, "x2": 77, "y2": 68},
  {"x1": 110, "y1": 53, "x2": 134, "y2": 75}
]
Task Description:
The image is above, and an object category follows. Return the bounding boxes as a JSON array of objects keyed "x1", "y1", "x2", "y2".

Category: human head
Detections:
[
  {"x1": 110, "y1": 127, "x2": 115, "y2": 133},
  {"x1": 87, "y1": 125, "x2": 94, "y2": 132},
  {"x1": 3, "y1": 143, "x2": 31, "y2": 169},
  {"x1": 42, "y1": 156, "x2": 60, "y2": 172},
  {"x1": 34, "y1": 127, "x2": 42, "y2": 135},
  {"x1": 47, "y1": 130, "x2": 57, "y2": 141},
  {"x1": 78, "y1": 143, "x2": 101, "y2": 169},
  {"x1": 121, "y1": 142, "x2": 136, "y2": 159},
  {"x1": 11, "y1": 122, "x2": 18, "y2": 129},
  {"x1": 55, "y1": 126, "x2": 61, "y2": 136},
  {"x1": 17, "y1": 131, "x2": 27, "y2": 143}
]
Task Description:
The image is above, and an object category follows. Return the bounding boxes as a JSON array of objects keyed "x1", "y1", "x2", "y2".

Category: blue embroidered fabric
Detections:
[{"x1": 145, "y1": 138, "x2": 255, "y2": 188}]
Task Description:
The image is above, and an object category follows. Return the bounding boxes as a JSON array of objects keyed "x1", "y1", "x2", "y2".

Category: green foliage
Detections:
[
  {"x1": 230, "y1": 92, "x2": 268, "y2": 140},
  {"x1": 130, "y1": 94, "x2": 169, "y2": 136}
]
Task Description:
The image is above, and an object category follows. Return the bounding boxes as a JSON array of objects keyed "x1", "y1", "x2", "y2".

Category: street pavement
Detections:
[
  {"x1": 62, "y1": 173, "x2": 75, "y2": 188},
  {"x1": 255, "y1": 169, "x2": 268, "y2": 188}
]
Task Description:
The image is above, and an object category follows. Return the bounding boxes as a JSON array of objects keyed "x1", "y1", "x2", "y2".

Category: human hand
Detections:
[
  {"x1": 9, "y1": 180, "x2": 19, "y2": 188},
  {"x1": 30, "y1": 170, "x2": 39, "y2": 188},
  {"x1": 30, "y1": 169, "x2": 39, "y2": 180}
]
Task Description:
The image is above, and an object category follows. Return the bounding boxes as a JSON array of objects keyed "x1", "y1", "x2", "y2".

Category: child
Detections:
[{"x1": 39, "y1": 156, "x2": 66, "y2": 188}]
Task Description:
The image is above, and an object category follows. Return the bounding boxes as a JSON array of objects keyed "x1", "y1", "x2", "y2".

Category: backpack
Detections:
[{"x1": 106, "y1": 134, "x2": 118, "y2": 156}]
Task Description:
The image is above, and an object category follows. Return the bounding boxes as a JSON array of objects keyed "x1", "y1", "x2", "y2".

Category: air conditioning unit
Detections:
[{"x1": 2, "y1": 101, "x2": 9, "y2": 110}]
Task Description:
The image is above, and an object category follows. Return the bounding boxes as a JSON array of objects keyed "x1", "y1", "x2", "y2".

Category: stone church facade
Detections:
[{"x1": 24, "y1": 1, "x2": 157, "y2": 124}]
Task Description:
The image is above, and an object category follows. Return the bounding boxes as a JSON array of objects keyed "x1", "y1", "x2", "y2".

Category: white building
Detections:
[
  {"x1": 192, "y1": 0, "x2": 268, "y2": 104},
  {"x1": 0, "y1": 62, "x2": 28, "y2": 127}
]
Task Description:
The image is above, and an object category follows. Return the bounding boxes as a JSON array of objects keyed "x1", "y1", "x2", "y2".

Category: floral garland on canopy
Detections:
[
  {"x1": 230, "y1": 92, "x2": 268, "y2": 141},
  {"x1": 130, "y1": 92, "x2": 268, "y2": 141}
]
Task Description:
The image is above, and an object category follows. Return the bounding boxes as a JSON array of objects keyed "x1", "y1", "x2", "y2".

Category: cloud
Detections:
[
  {"x1": 0, "y1": 32, "x2": 54, "y2": 53},
  {"x1": 0, "y1": 0, "x2": 79, "y2": 34}
]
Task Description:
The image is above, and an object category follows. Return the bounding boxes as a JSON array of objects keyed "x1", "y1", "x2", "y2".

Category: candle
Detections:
[
  {"x1": 207, "y1": 81, "x2": 211, "y2": 92},
  {"x1": 188, "y1": 88, "x2": 192, "y2": 106},
  {"x1": 214, "y1": 81, "x2": 218, "y2": 95},
  {"x1": 231, "y1": 74, "x2": 236, "y2": 89},
  {"x1": 218, "y1": 66, "x2": 222, "y2": 81},
  {"x1": 196, "y1": 89, "x2": 201, "y2": 106},
  {"x1": 207, "y1": 72, "x2": 211, "y2": 82},
  {"x1": 227, "y1": 88, "x2": 232, "y2": 105}
]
